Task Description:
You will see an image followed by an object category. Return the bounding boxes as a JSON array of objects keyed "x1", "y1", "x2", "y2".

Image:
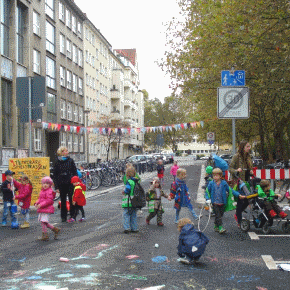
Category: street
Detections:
[{"x1": 1, "y1": 160, "x2": 290, "y2": 290}]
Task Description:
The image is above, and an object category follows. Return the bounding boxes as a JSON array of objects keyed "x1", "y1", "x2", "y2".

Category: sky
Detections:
[{"x1": 75, "y1": 0, "x2": 183, "y2": 102}]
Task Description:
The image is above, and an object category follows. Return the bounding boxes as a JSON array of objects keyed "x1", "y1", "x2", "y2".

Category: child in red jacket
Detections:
[
  {"x1": 70, "y1": 176, "x2": 86, "y2": 223},
  {"x1": 14, "y1": 175, "x2": 33, "y2": 229}
]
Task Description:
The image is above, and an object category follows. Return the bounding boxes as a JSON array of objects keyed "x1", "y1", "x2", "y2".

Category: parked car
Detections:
[
  {"x1": 165, "y1": 154, "x2": 174, "y2": 164},
  {"x1": 200, "y1": 156, "x2": 210, "y2": 160},
  {"x1": 219, "y1": 154, "x2": 233, "y2": 164}
]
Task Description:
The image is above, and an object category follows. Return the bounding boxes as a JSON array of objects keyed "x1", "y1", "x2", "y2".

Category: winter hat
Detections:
[
  {"x1": 41, "y1": 176, "x2": 53, "y2": 185},
  {"x1": 206, "y1": 166, "x2": 213, "y2": 174},
  {"x1": 71, "y1": 176, "x2": 80, "y2": 184},
  {"x1": 5, "y1": 170, "x2": 15, "y2": 176}
]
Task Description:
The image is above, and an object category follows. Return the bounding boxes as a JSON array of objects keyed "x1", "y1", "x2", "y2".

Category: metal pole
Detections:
[
  {"x1": 28, "y1": 77, "x2": 32, "y2": 157},
  {"x1": 232, "y1": 118, "x2": 236, "y2": 155}
]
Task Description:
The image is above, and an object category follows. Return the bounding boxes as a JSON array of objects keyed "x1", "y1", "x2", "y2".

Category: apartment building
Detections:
[{"x1": 0, "y1": 0, "x2": 86, "y2": 165}]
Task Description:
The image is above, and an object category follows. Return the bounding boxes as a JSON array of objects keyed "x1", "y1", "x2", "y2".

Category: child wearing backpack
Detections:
[
  {"x1": 145, "y1": 177, "x2": 169, "y2": 226},
  {"x1": 70, "y1": 176, "x2": 86, "y2": 222},
  {"x1": 177, "y1": 218, "x2": 209, "y2": 265},
  {"x1": 156, "y1": 159, "x2": 165, "y2": 185},
  {"x1": 122, "y1": 166, "x2": 140, "y2": 234}
]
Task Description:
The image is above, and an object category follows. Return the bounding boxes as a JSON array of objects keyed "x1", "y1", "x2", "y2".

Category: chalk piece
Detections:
[
  {"x1": 155, "y1": 244, "x2": 159, "y2": 248},
  {"x1": 59, "y1": 257, "x2": 69, "y2": 262},
  {"x1": 126, "y1": 255, "x2": 140, "y2": 259}
]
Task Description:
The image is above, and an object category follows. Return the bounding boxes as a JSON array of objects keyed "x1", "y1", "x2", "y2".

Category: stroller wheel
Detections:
[
  {"x1": 262, "y1": 221, "x2": 271, "y2": 235},
  {"x1": 282, "y1": 221, "x2": 290, "y2": 234},
  {"x1": 240, "y1": 219, "x2": 250, "y2": 232}
]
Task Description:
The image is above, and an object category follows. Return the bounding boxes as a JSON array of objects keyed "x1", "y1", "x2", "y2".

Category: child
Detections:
[
  {"x1": 35, "y1": 176, "x2": 60, "y2": 241},
  {"x1": 170, "y1": 161, "x2": 179, "y2": 181},
  {"x1": 177, "y1": 218, "x2": 209, "y2": 265},
  {"x1": 169, "y1": 168, "x2": 199, "y2": 223},
  {"x1": 145, "y1": 177, "x2": 169, "y2": 226},
  {"x1": 70, "y1": 176, "x2": 86, "y2": 222},
  {"x1": 14, "y1": 175, "x2": 33, "y2": 229},
  {"x1": 1, "y1": 170, "x2": 17, "y2": 227},
  {"x1": 122, "y1": 166, "x2": 140, "y2": 233},
  {"x1": 205, "y1": 168, "x2": 243, "y2": 234},
  {"x1": 257, "y1": 180, "x2": 287, "y2": 218},
  {"x1": 156, "y1": 159, "x2": 165, "y2": 185}
]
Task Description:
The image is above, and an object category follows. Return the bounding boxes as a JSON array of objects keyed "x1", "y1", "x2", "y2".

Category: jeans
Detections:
[
  {"x1": 21, "y1": 209, "x2": 30, "y2": 222},
  {"x1": 235, "y1": 198, "x2": 249, "y2": 224},
  {"x1": 212, "y1": 204, "x2": 225, "y2": 227},
  {"x1": 2, "y1": 201, "x2": 16, "y2": 223},
  {"x1": 176, "y1": 205, "x2": 199, "y2": 222},
  {"x1": 59, "y1": 184, "x2": 75, "y2": 220},
  {"x1": 123, "y1": 207, "x2": 138, "y2": 231}
]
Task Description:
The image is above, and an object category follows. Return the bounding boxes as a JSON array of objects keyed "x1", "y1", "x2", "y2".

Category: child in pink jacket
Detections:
[
  {"x1": 170, "y1": 161, "x2": 179, "y2": 181},
  {"x1": 35, "y1": 176, "x2": 60, "y2": 241},
  {"x1": 14, "y1": 175, "x2": 33, "y2": 229}
]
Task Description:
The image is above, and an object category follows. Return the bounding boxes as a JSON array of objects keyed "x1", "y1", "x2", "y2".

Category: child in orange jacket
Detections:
[{"x1": 70, "y1": 176, "x2": 86, "y2": 223}]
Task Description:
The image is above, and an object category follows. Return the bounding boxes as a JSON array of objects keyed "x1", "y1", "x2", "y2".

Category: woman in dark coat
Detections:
[{"x1": 53, "y1": 146, "x2": 78, "y2": 222}]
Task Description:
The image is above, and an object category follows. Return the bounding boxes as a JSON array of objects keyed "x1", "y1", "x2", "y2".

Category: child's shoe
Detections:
[
  {"x1": 146, "y1": 218, "x2": 150, "y2": 225},
  {"x1": 269, "y1": 210, "x2": 277, "y2": 218},
  {"x1": 79, "y1": 217, "x2": 86, "y2": 222},
  {"x1": 214, "y1": 225, "x2": 219, "y2": 232},
  {"x1": 178, "y1": 257, "x2": 192, "y2": 265},
  {"x1": 67, "y1": 218, "x2": 75, "y2": 223},
  {"x1": 20, "y1": 221, "x2": 30, "y2": 229},
  {"x1": 218, "y1": 226, "x2": 226, "y2": 234},
  {"x1": 157, "y1": 222, "x2": 164, "y2": 226},
  {"x1": 52, "y1": 227, "x2": 61, "y2": 239},
  {"x1": 38, "y1": 232, "x2": 49, "y2": 241},
  {"x1": 279, "y1": 211, "x2": 288, "y2": 219}
]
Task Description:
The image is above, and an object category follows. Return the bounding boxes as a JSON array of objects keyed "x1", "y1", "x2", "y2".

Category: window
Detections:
[
  {"x1": 77, "y1": 77, "x2": 83, "y2": 96},
  {"x1": 79, "y1": 135, "x2": 84, "y2": 152},
  {"x1": 46, "y1": 21, "x2": 55, "y2": 54},
  {"x1": 66, "y1": 39, "x2": 72, "y2": 59},
  {"x1": 90, "y1": 98, "x2": 93, "y2": 110},
  {"x1": 59, "y1": 2, "x2": 65, "y2": 22},
  {"x1": 73, "y1": 44, "x2": 78, "y2": 63},
  {"x1": 60, "y1": 99, "x2": 66, "y2": 119},
  {"x1": 67, "y1": 133, "x2": 72, "y2": 152},
  {"x1": 45, "y1": 0, "x2": 54, "y2": 19},
  {"x1": 92, "y1": 34, "x2": 95, "y2": 46},
  {"x1": 16, "y1": 5, "x2": 25, "y2": 64},
  {"x1": 77, "y1": 22, "x2": 82, "y2": 37},
  {"x1": 73, "y1": 104, "x2": 78, "y2": 122},
  {"x1": 86, "y1": 96, "x2": 89, "y2": 109},
  {"x1": 46, "y1": 56, "x2": 56, "y2": 89},
  {"x1": 47, "y1": 92, "x2": 56, "y2": 122},
  {"x1": 60, "y1": 66, "x2": 65, "y2": 86},
  {"x1": 1, "y1": 79, "x2": 12, "y2": 146},
  {"x1": 72, "y1": 15, "x2": 76, "y2": 33},
  {"x1": 96, "y1": 48, "x2": 99, "y2": 60},
  {"x1": 67, "y1": 70, "x2": 72, "y2": 90},
  {"x1": 85, "y1": 50, "x2": 88, "y2": 63},
  {"x1": 33, "y1": 50, "x2": 40, "y2": 74},
  {"x1": 60, "y1": 132, "x2": 66, "y2": 147},
  {"x1": 86, "y1": 73, "x2": 89, "y2": 86},
  {"x1": 66, "y1": 9, "x2": 71, "y2": 28},
  {"x1": 60, "y1": 33, "x2": 65, "y2": 54},
  {"x1": 67, "y1": 102, "x2": 72, "y2": 121},
  {"x1": 79, "y1": 107, "x2": 83, "y2": 124},
  {"x1": 73, "y1": 74, "x2": 77, "y2": 92},
  {"x1": 78, "y1": 49, "x2": 83, "y2": 67},
  {"x1": 92, "y1": 56, "x2": 95, "y2": 67},
  {"x1": 96, "y1": 69, "x2": 99, "y2": 80},
  {"x1": 92, "y1": 78, "x2": 95, "y2": 90},
  {"x1": 93, "y1": 99, "x2": 96, "y2": 111},
  {"x1": 73, "y1": 134, "x2": 78, "y2": 152},
  {"x1": 33, "y1": 11, "x2": 40, "y2": 35},
  {"x1": 85, "y1": 28, "x2": 88, "y2": 39},
  {"x1": 1, "y1": 0, "x2": 10, "y2": 57},
  {"x1": 34, "y1": 128, "x2": 41, "y2": 151}
]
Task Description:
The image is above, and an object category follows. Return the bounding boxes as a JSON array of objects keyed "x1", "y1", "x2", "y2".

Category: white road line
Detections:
[
  {"x1": 248, "y1": 232, "x2": 260, "y2": 240},
  {"x1": 248, "y1": 232, "x2": 290, "y2": 239},
  {"x1": 262, "y1": 255, "x2": 277, "y2": 270}
]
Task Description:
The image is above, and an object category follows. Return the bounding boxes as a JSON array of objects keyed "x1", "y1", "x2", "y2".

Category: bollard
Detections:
[{"x1": 270, "y1": 179, "x2": 275, "y2": 191}]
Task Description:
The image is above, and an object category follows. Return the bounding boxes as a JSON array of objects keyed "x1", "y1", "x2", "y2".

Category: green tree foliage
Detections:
[{"x1": 161, "y1": 0, "x2": 290, "y2": 161}]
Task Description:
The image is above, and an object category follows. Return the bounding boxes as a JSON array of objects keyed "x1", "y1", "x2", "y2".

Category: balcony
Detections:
[
  {"x1": 111, "y1": 89, "x2": 121, "y2": 99},
  {"x1": 124, "y1": 98, "x2": 134, "y2": 107},
  {"x1": 110, "y1": 111, "x2": 124, "y2": 121}
]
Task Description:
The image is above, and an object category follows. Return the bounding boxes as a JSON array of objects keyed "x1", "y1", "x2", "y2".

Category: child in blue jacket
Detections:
[
  {"x1": 205, "y1": 168, "x2": 245, "y2": 234},
  {"x1": 177, "y1": 218, "x2": 209, "y2": 265}
]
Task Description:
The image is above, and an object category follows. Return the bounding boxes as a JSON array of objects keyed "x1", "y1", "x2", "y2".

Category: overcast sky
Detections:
[{"x1": 75, "y1": 0, "x2": 182, "y2": 102}]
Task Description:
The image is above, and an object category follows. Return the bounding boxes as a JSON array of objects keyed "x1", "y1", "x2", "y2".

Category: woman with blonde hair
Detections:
[{"x1": 53, "y1": 146, "x2": 77, "y2": 222}]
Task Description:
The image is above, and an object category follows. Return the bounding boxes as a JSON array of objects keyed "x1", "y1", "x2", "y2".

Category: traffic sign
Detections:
[
  {"x1": 208, "y1": 140, "x2": 214, "y2": 145},
  {"x1": 221, "y1": 70, "x2": 245, "y2": 86},
  {"x1": 207, "y1": 132, "x2": 215, "y2": 141},
  {"x1": 217, "y1": 87, "x2": 249, "y2": 119}
]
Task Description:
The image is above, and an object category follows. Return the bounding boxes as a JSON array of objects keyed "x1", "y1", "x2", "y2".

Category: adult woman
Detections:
[
  {"x1": 53, "y1": 146, "x2": 78, "y2": 222},
  {"x1": 229, "y1": 141, "x2": 253, "y2": 228}
]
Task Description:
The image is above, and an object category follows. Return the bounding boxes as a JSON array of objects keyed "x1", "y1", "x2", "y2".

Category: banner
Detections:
[{"x1": 9, "y1": 157, "x2": 50, "y2": 205}]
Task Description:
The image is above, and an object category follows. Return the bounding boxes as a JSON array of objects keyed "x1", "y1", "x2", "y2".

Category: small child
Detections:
[
  {"x1": 35, "y1": 176, "x2": 60, "y2": 241},
  {"x1": 177, "y1": 218, "x2": 209, "y2": 265},
  {"x1": 70, "y1": 176, "x2": 86, "y2": 222},
  {"x1": 170, "y1": 161, "x2": 179, "y2": 181},
  {"x1": 205, "y1": 168, "x2": 243, "y2": 234},
  {"x1": 169, "y1": 168, "x2": 199, "y2": 223},
  {"x1": 156, "y1": 159, "x2": 165, "y2": 185},
  {"x1": 145, "y1": 177, "x2": 169, "y2": 226},
  {"x1": 123, "y1": 163, "x2": 141, "y2": 185},
  {"x1": 257, "y1": 180, "x2": 287, "y2": 219},
  {"x1": 122, "y1": 166, "x2": 140, "y2": 233},
  {"x1": 14, "y1": 175, "x2": 33, "y2": 229},
  {"x1": 1, "y1": 170, "x2": 17, "y2": 227},
  {"x1": 204, "y1": 166, "x2": 213, "y2": 187}
]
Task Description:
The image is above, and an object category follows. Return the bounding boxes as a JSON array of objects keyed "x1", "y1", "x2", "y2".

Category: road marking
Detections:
[
  {"x1": 248, "y1": 232, "x2": 290, "y2": 240},
  {"x1": 248, "y1": 232, "x2": 260, "y2": 240},
  {"x1": 262, "y1": 255, "x2": 290, "y2": 270}
]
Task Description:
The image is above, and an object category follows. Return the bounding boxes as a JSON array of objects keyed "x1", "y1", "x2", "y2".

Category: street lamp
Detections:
[{"x1": 84, "y1": 109, "x2": 90, "y2": 164}]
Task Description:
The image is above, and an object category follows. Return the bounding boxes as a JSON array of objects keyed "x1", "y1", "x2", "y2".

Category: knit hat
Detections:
[
  {"x1": 71, "y1": 176, "x2": 80, "y2": 184},
  {"x1": 41, "y1": 176, "x2": 53, "y2": 185},
  {"x1": 206, "y1": 166, "x2": 213, "y2": 174}
]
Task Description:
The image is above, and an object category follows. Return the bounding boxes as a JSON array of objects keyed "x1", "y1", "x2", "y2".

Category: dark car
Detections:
[
  {"x1": 165, "y1": 154, "x2": 174, "y2": 164},
  {"x1": 219, "y1": 154, "x2": 233, "y2": 164}
]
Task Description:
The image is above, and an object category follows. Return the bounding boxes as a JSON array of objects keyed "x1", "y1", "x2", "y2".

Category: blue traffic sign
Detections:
[
  {"x1": 208, "y1": 140, "x2": 214, "y2": 145},
  {"x1": 221, "y1": 70, "x2": 245, "y2": 86}
]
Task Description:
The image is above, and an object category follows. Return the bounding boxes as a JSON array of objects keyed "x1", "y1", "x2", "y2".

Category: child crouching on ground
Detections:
[
  {"x1": 177, "y1": 218, "x2": 209, "y2": 265},
  {"x1": 35, "y1": 176, "x2": 60, "y2": 241},
  {"x1": 145, "y1": 177, "x2": 169, "y2": 226},
  {"x1": 70, "y1": 176, "x2": 86, "y2": 222},
  {"x1": 205, "y1": 168, "x2": 243, "y2": 234},
  {"x1": 257, "y1": 180, "x2": 287, "y2": 219}
]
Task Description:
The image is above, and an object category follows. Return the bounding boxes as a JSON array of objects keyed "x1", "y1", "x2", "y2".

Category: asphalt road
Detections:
[{"x1": 0, "y1": 160, "x2": 290, "y2": 290}]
